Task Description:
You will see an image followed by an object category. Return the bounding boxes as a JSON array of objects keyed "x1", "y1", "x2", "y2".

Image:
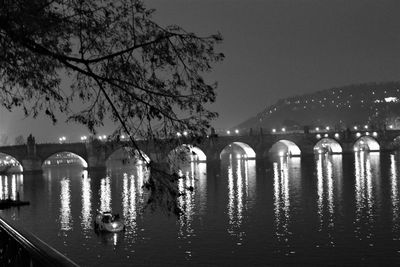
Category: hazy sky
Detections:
[{"x1": 1, "y1": 0, "x2": 399, "y2": 142}]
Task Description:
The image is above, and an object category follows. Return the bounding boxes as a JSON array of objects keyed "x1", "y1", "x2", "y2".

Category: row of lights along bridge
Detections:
[{"x1": 57, "y1": 124, "x2": 396, "y2": 144}]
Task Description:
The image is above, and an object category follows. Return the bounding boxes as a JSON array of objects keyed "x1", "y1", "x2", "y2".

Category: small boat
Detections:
[{"x1": 94, "y1": 211, "x2": 125, "y2": 232}]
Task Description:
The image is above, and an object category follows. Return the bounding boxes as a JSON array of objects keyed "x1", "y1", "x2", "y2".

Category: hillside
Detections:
[{"x1": 237, "y1": 82, "x2": 400, "y2": 131}]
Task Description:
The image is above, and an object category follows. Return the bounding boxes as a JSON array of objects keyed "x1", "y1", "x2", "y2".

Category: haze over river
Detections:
[{"x1": 1, "y1": 152, "x2": 400, "y2": 266}]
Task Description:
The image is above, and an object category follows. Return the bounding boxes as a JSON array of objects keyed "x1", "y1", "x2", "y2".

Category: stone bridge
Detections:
[{"x1": 1, "y1": 129, "x2": 400, "y2": 173}]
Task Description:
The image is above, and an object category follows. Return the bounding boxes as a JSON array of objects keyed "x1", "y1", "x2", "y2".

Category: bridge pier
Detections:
[
  {"x1": 86, "y1": 141, "x2": 107, "y2": 171},
  {"x1": 21, "y1": 159, "x2": 43, "y2": 174}
]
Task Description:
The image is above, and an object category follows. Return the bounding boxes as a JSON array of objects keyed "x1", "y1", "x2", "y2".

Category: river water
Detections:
[{"x1": 1, "y1": 152, "x2": 400, "y2": 266}]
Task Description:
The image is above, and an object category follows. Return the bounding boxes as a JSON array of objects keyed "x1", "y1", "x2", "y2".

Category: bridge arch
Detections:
[
  {"x1": 353, "y1": 136, "x2": 380, "y2": 152},
  {"x1": 42, "y1": 151, "x2": 88, "y2": 168},
  {"x1": 219, "y1": 142, "x2": 256, "y2": 159},
  {"x1": 168, "y1": 144, "x2": 207, "y2": 162},
  {"x1": 393, "y1": 136, "x2": 400, "y2": 146},
  {"x1": 0, "y1": 152, "x2": 23, "y2": 173},
  {"x1": 269, "y1": 140, "x2": 301, "y2": 157},
  {"x1": 106, "y1": 147, "x2": 150, "y2": 165},
  {"x1": 313, "y1": 138, "x2": 342, "y2": 154}
]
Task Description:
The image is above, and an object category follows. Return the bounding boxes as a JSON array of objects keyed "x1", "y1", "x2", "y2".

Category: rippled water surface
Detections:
[{"x1": 2, "y1": 152, "x2": 400, "y2": 266}]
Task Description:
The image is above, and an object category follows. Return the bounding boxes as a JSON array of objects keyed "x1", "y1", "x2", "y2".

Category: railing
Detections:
[{"x1": 0, "y1": 216, "x2": 79, "y2": 267}]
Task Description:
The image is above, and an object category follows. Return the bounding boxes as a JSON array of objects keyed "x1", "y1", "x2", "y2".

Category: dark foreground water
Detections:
[{"x1": 2, "y1": 152, "x2": 400, "y2": 266}]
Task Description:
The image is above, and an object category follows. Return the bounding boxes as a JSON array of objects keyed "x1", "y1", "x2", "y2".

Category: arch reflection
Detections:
[
  {"x1": 273, "y1": 157, "x2": 290, "y2": 243},
  {"x1": 100, "y1": 176, "x2": 112, "y2": 212},
  {"x1": 226, "y1": 158, "x2": 256, "y2": 238},
  {"x1": 390, "y1": 154, "x2": 400, "y2": 235},
  {"x1": 60, "y1": 177, "x2": 72, "y2": 231},
  {"x1": 122, "y1": 164, "x2": 149, "y2": 233},
  {"x1": 0, "y1": 174, "x2": 24, "y2": 200},
  {"x1": 315, "y1": 154, "x2": 343, "y2": 246},
  {"x1": 273, "y1": 156, "x2": 301, "y2": 247},
  {"x1": 354, "y1": 152, "x2": 380, "y2": 242},
  {"x1": 81, "y1": 171, "x2": 92, "y2": 231},
  {"x1": 177, "y1": 162, "x2": 207, "y2": 237}
]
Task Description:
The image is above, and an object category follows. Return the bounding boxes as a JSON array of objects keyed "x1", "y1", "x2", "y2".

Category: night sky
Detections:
[{"x1": 1, "y1": 0, "x2": 399, "y2": 142}]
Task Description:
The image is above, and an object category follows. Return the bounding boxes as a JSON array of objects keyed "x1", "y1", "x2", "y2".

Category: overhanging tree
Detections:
[{"x1": 0, "y1": 0, "x2": 223, "y2": 214}]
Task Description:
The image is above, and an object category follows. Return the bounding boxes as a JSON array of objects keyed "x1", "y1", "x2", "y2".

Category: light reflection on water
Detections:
[
  {"x1": 273, "y1": 156, "x2": 300, "y2": 249},
  {"x1": 391, "y1": 154, "x2": 400, "y2": 237},
  {"x1": 177, "y1": 162, "x2": 207, "y2": 244},
  {"x1": 0, "y1": 174, "x2": 23, "y2": 200},
  {"x1": 226, "y1": 158, "x2": 256, "y2": 240},
  {"x1": 2, "y1": 153, "x2": 400, "y2": 266},
  {"x1": 60, "y1": 177, "x2": 72, "y2": 231},
  {"x1": 81, "y1": 171, "x2": 92, "y2": 231},
  {"x1": 354, "y1": 152, "x2": 380, "y2": 245},
  {"x1": 315, "y1": 154, "x2": 343, "y2": 247},
  {"x1": 100, "y1": 176, "x2": 112, "y2": 212}
]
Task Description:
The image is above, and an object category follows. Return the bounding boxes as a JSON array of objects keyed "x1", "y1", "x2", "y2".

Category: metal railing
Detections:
[{"x1": 0, "y1": 216, "x2": 79, "y2": 266}]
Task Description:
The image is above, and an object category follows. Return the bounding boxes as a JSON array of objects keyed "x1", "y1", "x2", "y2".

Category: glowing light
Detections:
[
  {"x1": 80, "y1": 136, "x2": 87, "y2": 141},
  {"x1": 334, "y1": 133, "x2": 339, "y2": 138},
  {"x1": 316, "y1": 134, "x2": 321, "y2": 139},
  {"x1": 385, "y1": 97, "x2": 399, "y2": 103},
  {"x1": 372, "y1": 132, "x2": 378, "y2": 137},
  {"x1": 364, "y1": 125, "x2": 368, "y2": 129},
  {"x1": 183, "y1": 131, "x2": 188, "y2": 136},
  {"x1": 121, "y1": 135, "x2": 125, "y2": 139},
  {"x1": 365, "y1": 132, "x2": 370, "y2": 136},
  {"x1": 235, "y1": 129, "x2": 239, "y2": 134},
  {"x1": 272, "y1": 129, "x2": 276, "y2": 133},
  {"x1": 282, "y1": 128, "x2": 286, "y2": 132},
  {"x1": 324, "y1": 134, "x2": 328, "y2": 137},
  {"x1": 227, "y1": 130, "x2": 231, "y2": 135},
  {"x1": 354, "y1": 126, "x2": 358, "y2": 130},
  {"x1": 356, "y1": 132, "x2": 361, "y2": 137},
  {"x1": 326, "y1": 126, "x2": 330, "y2": 131},
  {"x1": 316, "y1": 127, "x2": 320, "y2": 131},
  {"x1": 278, "y1": 151, "x2": 285, "y2": 157},
  {"x1": 390, "y1": 125, "x2": 394, "y2": 129},
  {"x1": 177, "y1": 132, "x2": 182, "y2": 137}
]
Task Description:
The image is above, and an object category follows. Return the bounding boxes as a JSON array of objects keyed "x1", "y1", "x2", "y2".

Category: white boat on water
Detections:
[{"x1": 94, "y1": 211, "x2": 125, "y2": 232}]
